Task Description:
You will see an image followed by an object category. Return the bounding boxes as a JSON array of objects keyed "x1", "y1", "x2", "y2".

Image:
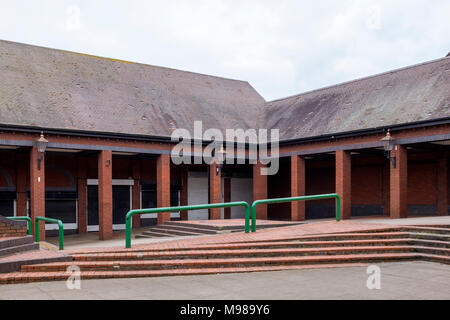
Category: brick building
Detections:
[{"x1": 0, "y1": 40, "x2": 449, "y2": 240}]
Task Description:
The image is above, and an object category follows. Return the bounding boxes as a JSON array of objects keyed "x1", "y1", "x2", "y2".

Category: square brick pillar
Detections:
[
  {"x1": 98, "y1": 150, "x2": 113, "y2": 240},
  {"x1": 132, "y1": 159, "x2": 141, "y2": 228},
  {"x1": 390, "y1": 145, "x2": 408, "y2": 219},
  {"x1": 30, "y1": 146, "x2": 46, "y2": 240},
  {"x1": 437, "y1": 157, "x2": 448, "y2": 216},
  {"x1": 209, "y1": 162, "x2": 222, "y2": 220},
  {"x1": 336, "y1": 150, "x2": 351, "y2": 220},
  {"x1": 157, "y1": 154, "x2": 171, "y2": 224},
  {"x1": 16, "y1": 154, "x2": 28, "y2": 217},
  {"x1": 383, "y1": 161, "x2": 390, "y2": 216},
  {"x1": 77, "y1": 158, "x2": 88, "y2": 234},
  {"x1": 253, "y1": 161, "x2": 268, "y2": 220},
  {"x1": 224, "y1": 177, "x2": 231, "y2": 219},
  {"x1": 291, "y1": 155, "x2": 306, "y2": 221},
  {"x1": 180, "y1": 166, "x2": 189, "y2": 220}
]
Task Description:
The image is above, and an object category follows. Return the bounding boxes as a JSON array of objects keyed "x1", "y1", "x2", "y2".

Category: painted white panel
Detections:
[
  {"x1": 230, "y1": 178, "x2": 253, "y2": 218},
  {"x1": 187, "y1": 172, "x2": 209, "y2": 220}
]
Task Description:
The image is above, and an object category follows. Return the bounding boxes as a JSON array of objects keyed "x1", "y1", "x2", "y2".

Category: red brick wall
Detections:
[
  {"x1": 408, "y1": 161, "x2": 437, "y2": 205},
  {"x1": 268, "y1": 157, "x2": 291, "y2": 220},
  {"x1": 351, "y1": 165, "x2": 383, "y2": 205},
  {"x1": 0, "y1": 217, "x2": 27, "y2": 238},
  {"x1": 0, "y1": 151, "x2": 16, "y2": 187}
]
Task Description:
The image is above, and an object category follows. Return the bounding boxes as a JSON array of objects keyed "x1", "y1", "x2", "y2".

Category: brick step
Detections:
[
  {"x1": 232, "y1": 231, "x2": 413, "y2": 244},
  {"x1": 69, "y1": 245, "x2": 449, "y2": 263},
  {"x1": 0, "y1": 262, "x2": 369, "y2": 284},
  {"x1": 0, "y1": 249, "x2": 72, "y2": 273},
  {"x1": 164, "y1": 221, "x2": 303, "y2": 231},
  {"x1": 163, "y1": 221, "x2": 245, "y2": 231},
  {"x1": 0, "y1": 243, "x2": 40, "y2": 258},
  {"x1": 141, "y1": 227, "x2": 207, "y2": 237},
  {"x1": 74, "y1": 238, "x2": 450, "y2": 257},
  {"x1": 150, "y1": 224, "x2": 218, "y2": 235},
  {"x1": 135, "y1": 231, "x2": 176, "y2": 238},
  {"x1": 0, "y1": 235, "x2": 34, "y2": 250},
  {"x1": 408, "y1": 232, "x2": 450, "y2": 242},
  {"x1": 414, "y1": 225, "x2": 450, "y2": 229},
  {"x1": 21, "y1": 252, "x2": 425, "y2": 273},
  {"x1": 69, "y1": 245, "x2": 415, "y2": 262},
  {"x1": 232, "y1": 231, "x2": 450, "y2": 244},
  {"x1": 399, "y1": 226, "x2": 450, "y2": 235}
]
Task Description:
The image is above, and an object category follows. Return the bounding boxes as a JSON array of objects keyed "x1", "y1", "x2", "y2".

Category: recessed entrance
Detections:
[{"x1": 87, "y1": 179, "x2": 133, "y2": 231}]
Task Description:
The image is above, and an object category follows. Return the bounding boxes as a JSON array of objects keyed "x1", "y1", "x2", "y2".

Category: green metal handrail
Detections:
[
  {"x1": 125, "y1": 201, "x2": 250, "y2": 248},
  {"x1": 35, "y1": 216, "x2": 64, "y2": 250},
  {"x1": 250, "y1": 193, "x2": 342, "y2": 232},
  {"x1": 7, "y1": 216, "x2": 33, "y2": 235}
]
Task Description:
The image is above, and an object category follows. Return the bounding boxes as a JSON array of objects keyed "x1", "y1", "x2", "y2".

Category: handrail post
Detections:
[
  {"x1": 35, "y1": 218, "x2": 40, "y2": 243},
  {"x1": 57, "y1": 220, "x2": 64, "y2": 250},
  {"x1": 125, "y1": 212, "x2": 133, "y2": 249},
  {"x1": 34, "y1": 217, "x2": 64, "y2": 250},
  {"x1": 250, "y1": 193, "x2": 342, "y2": 232},
  {"x1": 125, "y1": 201, "x2": 250, "y2": 248},
  {"x1": 251, "y1": 203, "x2": 257, "y2": 233},
  {"x1": 6, "y1": 217, "x2": 33, "y2": 235},
  {"x1": 336, "y1": 195, "x2": 341, "y2": 222}
]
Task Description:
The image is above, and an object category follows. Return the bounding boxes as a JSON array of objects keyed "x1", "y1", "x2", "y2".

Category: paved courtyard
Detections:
[{"x1": 0, "y1": 261, "x2": 448, "y2": 300}]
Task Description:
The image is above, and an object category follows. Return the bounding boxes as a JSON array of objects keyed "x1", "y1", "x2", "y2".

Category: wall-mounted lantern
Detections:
[
  {"x1": 35, "y1": 131, "x2": 48, "y2": 171},
  {"x1": 213, "y1": 145, "x2": 227, "y2": 175},
  {"x1": 381, "y1": 129, "x2": 396, "y2": 168}
]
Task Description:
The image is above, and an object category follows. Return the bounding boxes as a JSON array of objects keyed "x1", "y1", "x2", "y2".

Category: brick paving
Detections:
[
  {"x1": 65, "y1": 221, "x2": 397, "y2": 254},
  {"x1": 0, "y1": 221, "x2": 448, "y2": 284}
]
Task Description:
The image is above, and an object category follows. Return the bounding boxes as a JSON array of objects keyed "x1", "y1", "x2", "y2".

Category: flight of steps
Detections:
[
  {"x1": 0, "y1": 235, "x2": 71, "y2": 273},
  {"x1": 0, "y1": 236, "x2": 39, "y2": 258},
  {"x1": 135, "y1": 220, "x2": 303, "y2": 238},
  {"x1": 0, "y1": 225, "x2": 448, "y2": 284}
]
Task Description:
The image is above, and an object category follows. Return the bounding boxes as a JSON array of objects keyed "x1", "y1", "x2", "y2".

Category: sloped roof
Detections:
[
  {"x1": 0, "y1": 40, "x2": 449, "y2": 143},
  {"x1": 0, "y1": 40, "x2": 265, "y2": 138},
  {"x1": 265, "y1": 56, "x2": 450, "y2": 140}
]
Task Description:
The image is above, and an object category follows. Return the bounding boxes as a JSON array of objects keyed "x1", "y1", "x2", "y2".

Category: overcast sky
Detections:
[{"x1": 0, "y1": 0, "x2": 449, "y2": 101}]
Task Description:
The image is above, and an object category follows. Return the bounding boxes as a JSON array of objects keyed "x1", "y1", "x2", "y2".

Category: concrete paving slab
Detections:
[{"x1": 0, "y1": 261, "x2": 448, "y2": 300}]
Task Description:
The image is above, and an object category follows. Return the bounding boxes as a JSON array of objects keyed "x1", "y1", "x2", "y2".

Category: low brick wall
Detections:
[{"x1": 0, "y1": 216, "x2": 28, "y2": 238}]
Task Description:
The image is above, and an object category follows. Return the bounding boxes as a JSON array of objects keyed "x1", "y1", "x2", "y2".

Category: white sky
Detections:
[{"x1": 1, "y1": 0, "x2": 449, "y2": 101}]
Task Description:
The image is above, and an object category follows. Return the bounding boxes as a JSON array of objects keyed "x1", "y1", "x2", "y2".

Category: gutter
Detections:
[{"x1": 1, "y1": 116, "x2": 449, "y2": 149}]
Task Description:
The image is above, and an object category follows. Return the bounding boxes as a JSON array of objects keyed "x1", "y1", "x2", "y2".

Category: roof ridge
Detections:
[
  {"x1": 267, "y1": 55, "x2": 450, "y2": 104},
  {"x1": 0, "y1": 39, "x2": 249, "y2": 84}
]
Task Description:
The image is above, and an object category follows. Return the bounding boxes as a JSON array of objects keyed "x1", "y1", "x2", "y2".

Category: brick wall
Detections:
[{"x1": 0, "y1": 216, "x2": 27, "y2": 238}]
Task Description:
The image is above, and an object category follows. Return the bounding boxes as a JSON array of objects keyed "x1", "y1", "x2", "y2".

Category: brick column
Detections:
[
  {"x1": 157, "y1": 154, "x2": 171, "y2": 224},
  {"x1": 291, "y1": 155, "x2": 306, "y2": 221},
  {"x1": 77, "y1": 158, "x2": 87, "y2": 234},
  {"x1": 16, "y1": 154, "x2": 28, "y2": 217},
  {"x1": 209, "y1": 162, "x2": 222, "y2": 220},
  {"x1": 180, "y1": 166, "x2": 189, "y2": 220},
  {"x1": 30, "y1": 146, "x2": 45, "y2": 240},
  {"x1": 383, "y1": 161, "x2": 390, "y2": 216},
  {"x1": 390, "y1": 145, "x2": 408, "y2": 219},
  {"x1": 336, "y1": 150, "x2": 351, "y2": 219},
  {"x1": 437, "y1": 157, "x2": 448, "y2": 216},
  {"x1": 98, "y1": 150, "x2": 113, "y2": 240},
  {"x1": 224, "y1": 177, "x2": 231, "y2": 219},
  {"x1": 132, "y1": 159, "x2": 141, "y2": 228},
  {"x1": 253, "y1": 161, "x2": 268, "y2": 220}
]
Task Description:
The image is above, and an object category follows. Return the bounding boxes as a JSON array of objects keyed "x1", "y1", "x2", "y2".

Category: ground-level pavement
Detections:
[{"x1": 0, "y1": 261, "x2": 448, "y2": 300}]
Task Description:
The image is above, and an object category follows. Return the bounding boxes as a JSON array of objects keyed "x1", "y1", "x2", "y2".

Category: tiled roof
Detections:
[{"x1": 1, "y1": 40, "x2": 449, "y2": 142}]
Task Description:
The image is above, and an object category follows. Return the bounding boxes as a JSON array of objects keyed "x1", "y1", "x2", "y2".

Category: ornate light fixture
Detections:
[
  {"x1": 213, "y1": 145, "x2": 227, "y2": 175},
  {"x1": 35, "y1": 131, "x2": 48, "y2": 170},
  {"x1": 381, "y1": 129, "x2": 396, "y2": 168}
]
